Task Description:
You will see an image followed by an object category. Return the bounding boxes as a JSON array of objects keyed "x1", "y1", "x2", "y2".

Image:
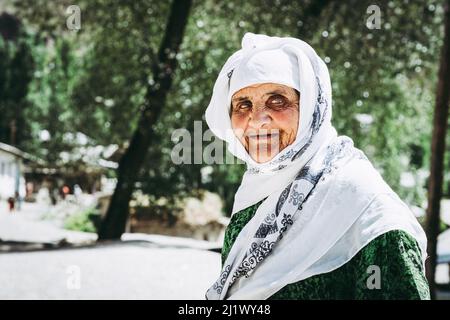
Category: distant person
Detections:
[
  {"x1": 7, "y1": 197, "x2": 15, "y2": 212},
  {"x1": 14, "y1": 191, "x2": 22, "y2": 211},
  {"x1": 204, "y1": 33, "x2": 429, "y2": 300},
  {"x1": 25, "y1": 182, "x2": 34, "y2": 202},
  {"x1": 62, "y1": 185, "x2": 70, "y2": 200},
  {"x1": 50, "y1": 188, "x2": 58, "y2": 205},
  {"x1": 74, "y1": 184, "x2": 82, "y2": 201}
]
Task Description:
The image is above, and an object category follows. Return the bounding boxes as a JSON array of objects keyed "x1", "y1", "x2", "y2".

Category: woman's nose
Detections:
[{"x1": 248, "y1": 107, "x2": 271, "y2": 129}]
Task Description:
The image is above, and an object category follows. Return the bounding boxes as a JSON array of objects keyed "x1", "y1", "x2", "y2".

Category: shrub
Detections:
[{"x1": 64, "y1": 207, "x2": 101, "y2": 233}]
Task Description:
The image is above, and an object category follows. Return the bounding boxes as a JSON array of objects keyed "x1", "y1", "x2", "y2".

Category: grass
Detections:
[{"x1": 64, "y1": 207, "x2": 101, "y2": 233}]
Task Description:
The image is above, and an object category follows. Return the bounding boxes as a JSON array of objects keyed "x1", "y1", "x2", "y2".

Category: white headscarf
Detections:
[{"x1": 204, "y1": 33, "x2": 427, "y2": 300}]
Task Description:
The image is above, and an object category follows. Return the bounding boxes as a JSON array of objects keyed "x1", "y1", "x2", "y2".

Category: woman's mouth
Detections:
[{"x1": 247, "y1": 132, "x2": 280, "y2": 142}]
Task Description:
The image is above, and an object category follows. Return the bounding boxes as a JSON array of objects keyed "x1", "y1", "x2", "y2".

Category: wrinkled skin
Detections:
[{"x1": 230, "y1": 83, "x2": 300, "y2": 163}]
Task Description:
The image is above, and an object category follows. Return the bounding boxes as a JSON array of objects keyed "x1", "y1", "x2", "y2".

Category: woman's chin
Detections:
[
  {"x1": 247, "y1": 142, "x2": 290, "y2": 163},
  {"x1": 250, "y1": 151, "x2": 279, "y2": 163}
]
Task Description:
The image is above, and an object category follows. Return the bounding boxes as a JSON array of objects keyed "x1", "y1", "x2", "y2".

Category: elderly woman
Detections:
[{"x1": 204, "y1": 33, "x2": 430, "y2": 300}]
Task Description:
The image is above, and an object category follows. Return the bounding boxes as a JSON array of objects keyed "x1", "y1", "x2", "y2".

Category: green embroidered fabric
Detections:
[{"x1": 221, "y1": 200, "x2": 430, "y2": 300}]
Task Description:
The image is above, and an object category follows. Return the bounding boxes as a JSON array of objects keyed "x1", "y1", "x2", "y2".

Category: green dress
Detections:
[{"x1": 221, "y1": 200, "x2": 430, "y2": 300}]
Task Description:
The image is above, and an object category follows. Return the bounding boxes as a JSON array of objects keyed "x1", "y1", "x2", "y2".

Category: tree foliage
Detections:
[{"x1": 2, "y1": 0, "x2": 447, "y2": 216}]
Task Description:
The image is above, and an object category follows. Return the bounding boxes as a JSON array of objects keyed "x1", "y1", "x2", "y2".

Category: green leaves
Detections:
[{"x1": 3, "y1": 0, "x2": 445, "y2": 214}]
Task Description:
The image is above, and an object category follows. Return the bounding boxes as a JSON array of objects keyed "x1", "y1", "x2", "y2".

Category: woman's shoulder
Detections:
[
  {"x1": 354, "y1": 229, "x2": 426, "y2": 268},
  {"x1": 330, "y1": 154, "x2": 394, "y2": 197},
  {"x1": 369, "y1": 229, "x2": 420, "y2": 248},
  {"x1": 350, "y1": 229, "x2": 430, "y2": 299}
]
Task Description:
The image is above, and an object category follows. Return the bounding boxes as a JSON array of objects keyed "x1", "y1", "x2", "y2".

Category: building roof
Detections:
[
  {"x1": 0, "y1": 142, "x2": 44, "y2": 166},
  {"x1": 0, "y1": 141, "x2": 27, "y2": 158}
]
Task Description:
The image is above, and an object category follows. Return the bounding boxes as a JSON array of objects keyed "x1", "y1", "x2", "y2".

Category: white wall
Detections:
[{"x1": 0, "y1": 150, "x2": 25, "y2": 200}]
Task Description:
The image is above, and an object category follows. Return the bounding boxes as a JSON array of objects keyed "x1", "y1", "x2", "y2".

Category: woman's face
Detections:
[{"x1": 230, "y1": 83, "x2": 300, "y2": 163}]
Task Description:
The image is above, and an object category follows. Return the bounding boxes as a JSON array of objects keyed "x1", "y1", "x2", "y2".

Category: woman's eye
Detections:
[
  {"x1": 272, "y1": 98, "x2": 282, "y2": 104},
  {"x1": 238, "y1": 102, "x2": 252, "y2": 110},
  {"x1": 267, "y1": 95, "x2": 286, "y2": 106}
]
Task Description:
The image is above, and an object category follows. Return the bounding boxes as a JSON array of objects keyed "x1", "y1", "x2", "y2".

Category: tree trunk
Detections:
[
  {"x1": 98, "y1": 0, "x2": 193, "y2": 240},
  {"x1": 425, "y1": 0, "x2": 450, "y2": 300}
]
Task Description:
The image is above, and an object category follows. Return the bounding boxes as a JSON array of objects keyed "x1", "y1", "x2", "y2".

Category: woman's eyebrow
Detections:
[
  {"x1": 232, "y1": 96, "x2": 250, "y2": 102},
  {"x1": 265, "y1": 89, "x2": 286, "y2": 96},
  {"x1": 232, "y1": 89, "x2": 288, "y2": 102}
]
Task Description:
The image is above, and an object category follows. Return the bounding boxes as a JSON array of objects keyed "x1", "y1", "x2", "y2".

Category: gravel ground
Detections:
[
  {"x1": 1, "y1": 200, "x2": 449, "y2": 299},
  {"x1": 0, "y1": 242, "x2": 220, "y2": 300}
]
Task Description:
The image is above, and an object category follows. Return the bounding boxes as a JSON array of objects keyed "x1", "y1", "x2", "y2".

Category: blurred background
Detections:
[{"x1": 0, "y1": 0, "x2": 449, "y2": 299}]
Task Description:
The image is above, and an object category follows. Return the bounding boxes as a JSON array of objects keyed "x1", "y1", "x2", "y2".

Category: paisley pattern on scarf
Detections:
[
  {"x1": 221, "y1": 201, "x2": 430, "y2": 300},
  {"x1": 216, "y1": 137, "x2": 358, "y2": 294},
  {"x1": 205, "y1": 33, "x2": 428, "y2": 300}
]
